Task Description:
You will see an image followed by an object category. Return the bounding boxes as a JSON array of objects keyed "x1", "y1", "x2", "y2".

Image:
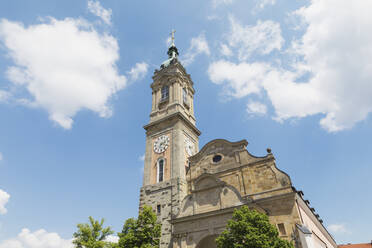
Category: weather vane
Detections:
[{"x1": 170, "y1": 29, "x2": 176, "y2": 46}]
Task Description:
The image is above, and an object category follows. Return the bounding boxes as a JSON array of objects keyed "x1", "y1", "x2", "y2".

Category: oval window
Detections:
[{"x1": 212, "y1": 154, "x2": 222, "y2": 163}]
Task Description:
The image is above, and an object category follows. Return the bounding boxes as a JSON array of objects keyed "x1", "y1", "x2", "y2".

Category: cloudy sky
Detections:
[{"x1": 0, "y1": 0, "x2": 371, "y2": 246}]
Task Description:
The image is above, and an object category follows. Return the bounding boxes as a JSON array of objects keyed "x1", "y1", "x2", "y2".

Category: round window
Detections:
[{"x1": 212, "y1": 154, "x2": 222, "y2": 163}]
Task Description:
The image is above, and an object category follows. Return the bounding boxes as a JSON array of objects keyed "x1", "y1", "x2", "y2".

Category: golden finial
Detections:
[{"x1": 170, "y1": 29, "x2": 176, "y2": 46}]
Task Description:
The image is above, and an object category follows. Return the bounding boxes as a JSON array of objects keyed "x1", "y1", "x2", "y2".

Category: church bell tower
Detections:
[{"x1": 139, "y1": 31, "x2": 201, "y2": 248}]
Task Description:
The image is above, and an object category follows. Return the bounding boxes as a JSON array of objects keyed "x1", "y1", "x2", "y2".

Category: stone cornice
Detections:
[
  {"x1": 144, "y1": 112, "x2": 201, "y2": 136},
  {"x1": 152, "y1": 62, "x2": 195, "y2": 93},
  {"x1": 247, "y1": 186, "x2": 293, "y2": 198},
  {"x1": 170, "y1": 205, "x2": 239, "y2": 224}
]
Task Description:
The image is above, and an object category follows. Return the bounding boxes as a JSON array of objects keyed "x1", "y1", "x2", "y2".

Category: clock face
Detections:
[
  {"x1": 154, "y1": 135, "x2": 169, "y2": 154},
  {"x1": 184, "y1": 137, "x2": 195, "y2": 156}
]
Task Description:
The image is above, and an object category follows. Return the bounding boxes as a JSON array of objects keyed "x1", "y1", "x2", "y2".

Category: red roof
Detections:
[{"x1": 339, "y1": 243, "x2": 372, "y2": 248}]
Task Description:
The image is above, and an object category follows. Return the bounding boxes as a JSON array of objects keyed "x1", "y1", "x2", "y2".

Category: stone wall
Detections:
[
  {"x1": 172, "y1": 208, "x2": 234, "y2": 248},
  {"x1": 139, "y1": 178, "x2": 188, "y2": 248}
]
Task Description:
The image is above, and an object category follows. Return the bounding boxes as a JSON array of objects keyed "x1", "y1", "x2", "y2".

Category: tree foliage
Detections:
[
  {"x1": 73, "y1": 216, "x2": 115, "y2": 248},
  {"x1": 118, "y1": 205, "x2": 161, "y2": 248},
  {"x1": 216, "y1": 206, "x2": 294, "y2": 248}
]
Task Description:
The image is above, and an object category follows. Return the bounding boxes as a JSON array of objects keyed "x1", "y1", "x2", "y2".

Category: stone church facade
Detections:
[{"x1": 139, "y1": 40, "x2": 337, "y2": 248}]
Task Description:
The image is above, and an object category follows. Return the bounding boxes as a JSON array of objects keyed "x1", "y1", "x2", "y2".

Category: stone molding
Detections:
[{"x1": 144, "y1": 112, "x2": 201, "y2": 136}]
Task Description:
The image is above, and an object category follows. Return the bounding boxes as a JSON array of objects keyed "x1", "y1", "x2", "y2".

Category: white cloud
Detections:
[
  {"x1": 0, "y1": 228, "x2": 73, "y2": 248},
  {"x1": 182, "y1": 33, "x2": 210, "y2": 66},
  {"x1": 87, "y1": 0, "x2": 112, "y2": 25},
  {"x1": 209, "y1": 0, "x2": 372, "y2": 132},
  {"x1": 208, "y1": 60, "x2": 268, "y2": 98},
  {"x1": 0, "y1": 90, "x2": 10, "y2": 102},
  {"x1": 328, "y1": 224, "x2": 349, "y2": 234},
  {"x1": 220, "y1": 44, "x2": 232, "y2": 57},
  {"x1": 128, "y1": 62, "x2": 148, "y2": 82},
  {"x1": 247, "y1": 101, "x2": 267, "y2": 115},
  {"x1": 287, "y1": 0, "x2": 372, "y2": 131},
  {"x1": 207, "y1": 15, "x2": 219, "y2": 21},
  {"x1": 227, "y1": 16, "x2": 284, "y2": 61},
  {"x1": 0, "y1": 152, "x2": 2, "y2": 161},
  {"x1": 0, "y1": 189, "x2": 10, "y2": 215},
  {"x1": 208, "y1": 60, "x2": 332, "y2": 127},
  {"x1": 105, "y1": 235, "x2": 119, "y2": 243},
  {"x1": 256, "y1": 0, "x2": 276, "y2": 9},
  {"x1": 0, "y1": 17, "x2": 126, "y2": 129}
]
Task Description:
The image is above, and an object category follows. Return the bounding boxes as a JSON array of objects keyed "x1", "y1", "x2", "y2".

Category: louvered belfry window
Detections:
[
  {"x1": 161, "y1": 86, "x2": 169, "y2": 102},
  {"x1": 183, "y1": 88, "x2": 188, "y2": 105}
]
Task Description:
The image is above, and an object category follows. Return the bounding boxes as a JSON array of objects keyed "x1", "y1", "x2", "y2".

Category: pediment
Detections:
[{"x1": 189, "y1": 139, "x2": 248, "y2": 165}]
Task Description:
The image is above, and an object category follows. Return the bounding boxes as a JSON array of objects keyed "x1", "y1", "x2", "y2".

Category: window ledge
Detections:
[
  {"x1": 158, "y1": 98, "x2": 169, "y2": 108},
  {"x1": 183, "y1": 104, "x2": 190, "y2": 109}
]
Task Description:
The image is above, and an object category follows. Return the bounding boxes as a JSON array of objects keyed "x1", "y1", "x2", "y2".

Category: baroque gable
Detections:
[{"x1": 187, "y1": 139, "x2": 293, "y2": 199}]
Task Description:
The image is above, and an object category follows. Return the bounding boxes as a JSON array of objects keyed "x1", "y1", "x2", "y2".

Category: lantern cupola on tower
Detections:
[{"x1": 161, "y1": 30, "x2": 179, "y2": 69}]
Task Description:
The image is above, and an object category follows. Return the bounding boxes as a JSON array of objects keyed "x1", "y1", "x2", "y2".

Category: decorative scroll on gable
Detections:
[{"x1": 176, "y1": 174, "x2": 244, "y2": 218}]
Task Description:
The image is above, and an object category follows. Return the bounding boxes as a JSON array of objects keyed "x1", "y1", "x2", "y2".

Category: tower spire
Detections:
[
  {"x1": 167, "y1": 29, "x2": 179, "y2": 59},
  {"x1": 161, "y1": 29, "x2": 179, "y2": 68}
]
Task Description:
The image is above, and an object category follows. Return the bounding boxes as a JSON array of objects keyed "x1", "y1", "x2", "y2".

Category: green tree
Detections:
[
  {"x1": 73, "y1": 216, "x2": 116, "y2": 248},
  {"x1": 118, "y1": 205, "x2": 161, "y2": 248},
  {"x1": 216, "y1": 206, "x2": 294, "y2": 248}
]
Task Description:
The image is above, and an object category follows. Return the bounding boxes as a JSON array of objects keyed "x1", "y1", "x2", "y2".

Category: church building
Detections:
[{"x1": 138, "y1": 34, "x2": 337, "y2": 248}]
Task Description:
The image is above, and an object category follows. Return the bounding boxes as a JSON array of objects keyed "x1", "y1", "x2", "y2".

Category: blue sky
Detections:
[{"x1": 0, "y1": 0, "x2": 371, "y2": 246}]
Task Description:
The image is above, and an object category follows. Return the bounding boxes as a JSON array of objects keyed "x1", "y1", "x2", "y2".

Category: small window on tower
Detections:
[
  {"x1": 157, "y1": 204, "x2": 161, "y2": 215},
  {"x1": 157, "y1": 159, "x2": 164, "y2": 182},
  {"x1": 277, "y1": 223, "x2": 286, "y2": 236},
  {"x1": 183, "y1": 88, "x2": 189, "y2": 106},
  {"x1": 161, "y1": 86, "x2": 169, "y2": 102}
]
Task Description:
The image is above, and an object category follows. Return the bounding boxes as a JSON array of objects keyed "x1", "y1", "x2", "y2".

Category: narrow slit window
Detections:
[
  {"x1": 278, "y1": 223, "x2": 286, "y2": 236},
  {"x1": 161, "y1": 86, "x2": 169, "y2": 101},
  {"x1": 158, "y1": 159, "x2": 164, "y2": 182},
  {"x1": 157, "y1": 204, "x2": 161, "y2": 215}
]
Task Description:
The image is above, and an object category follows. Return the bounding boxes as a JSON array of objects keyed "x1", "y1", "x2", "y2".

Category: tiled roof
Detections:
[{"x1": 339, "y1": 243, "x2": 372, "y2": 248}]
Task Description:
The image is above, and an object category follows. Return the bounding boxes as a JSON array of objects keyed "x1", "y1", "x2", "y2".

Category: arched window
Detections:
[
  {"x1": 157, "y1": 158, "x2": 164, "y2": 182},
  {"x1": 161, "y1": 86, "x2": 169, "y2": 102}
]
